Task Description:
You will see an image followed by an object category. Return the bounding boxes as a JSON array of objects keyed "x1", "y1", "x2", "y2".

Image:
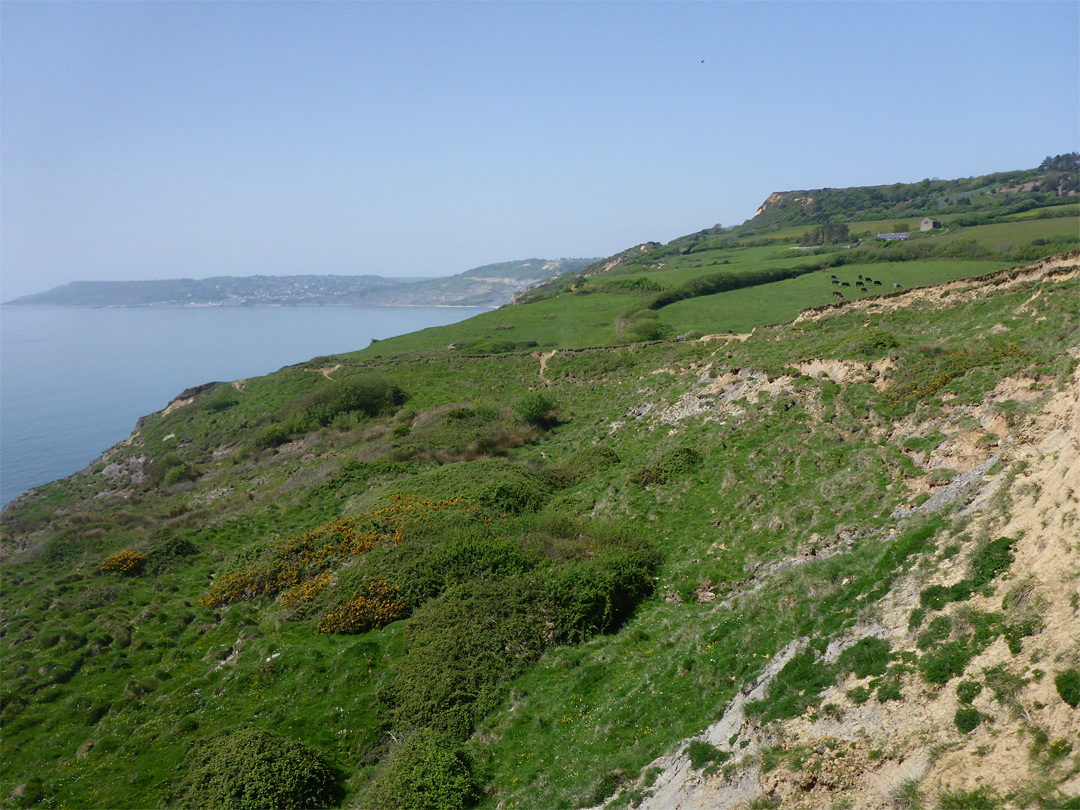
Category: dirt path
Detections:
[
  {"x1": 317, "y1": 364, "x2": 342, "y2": 380},
  {"x1": 538, "y1": 350, "x2": 557, "y2": 387}
]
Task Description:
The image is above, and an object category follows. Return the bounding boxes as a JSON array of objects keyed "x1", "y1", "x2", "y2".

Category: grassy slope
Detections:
[
  {"x1": 1, "y1": 182, "x2": 1078, "y2": 809},
  {"x1": 367, "y1": 218, "x2": 1066, "y2": 358}
]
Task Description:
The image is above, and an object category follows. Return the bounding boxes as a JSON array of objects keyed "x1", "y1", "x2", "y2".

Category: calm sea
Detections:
[{"x1": 0, "y1": 305, "x2": 486, "y2": 507}]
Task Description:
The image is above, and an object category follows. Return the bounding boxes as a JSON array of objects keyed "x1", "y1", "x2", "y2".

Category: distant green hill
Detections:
[
  {"x1": 5, "y1": 258, "x2": 597, "y2": 308},
  {"x1": 746, "y1": 152, "x2": 1078, "y2": 228}
]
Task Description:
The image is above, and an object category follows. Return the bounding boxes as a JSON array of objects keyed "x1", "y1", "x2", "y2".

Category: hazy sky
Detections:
[{"x1": 2, "y1": 1, "x2": 1077, "y2": 300}]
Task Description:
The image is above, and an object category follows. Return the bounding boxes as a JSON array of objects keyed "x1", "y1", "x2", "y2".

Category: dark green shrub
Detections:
[
  {"x1": 162, "y1": 464, "x2": 197, "y2": 486},
  {"x1": 384, "y1": 577, "x2": 551, "y2": 736},
  {"x1": 513, "y1": 391, "x2": 557, "y2": 427},
  {"x1": 149, "y1": 453, "x2": 192, "y2": 487},
  {"x1": 255, "y1": 422, "x2": 293, "y2": 449},
  {"x1": 541, "y1": 446, "x2": 620, "y2": 489},
  {"x1": 302, "y1": 376, "x2": 406, "y2": 427},
  {"x1": 181, "y1": 727, "x2": 343, "y2": 810},
  {"x1": 1055, "y1": 668, "x2": 1080, "y2": 708},
  {"x1": 836, "y1": 637, "x2": 893, "y2": 678},
  {"x1": 954, "y1": 706, "x2": 983, "y2": 734},
  {"x1": 143, "y1": 533, "x2": 199, "y2": 575},
  {"x1": 368, "y1": 728, "x2": 478, "y2": 810},
  {"x1": 630, "y1": 447, "x2": 702, "y2": 486},
  {"x1": 383, "y1": 525, "x2": 656, "y2": 737}
]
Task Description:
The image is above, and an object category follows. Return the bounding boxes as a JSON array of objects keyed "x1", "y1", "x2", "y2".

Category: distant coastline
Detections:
[{"x1": 5, "y1": 258, "x2": 597, "y2": 310}]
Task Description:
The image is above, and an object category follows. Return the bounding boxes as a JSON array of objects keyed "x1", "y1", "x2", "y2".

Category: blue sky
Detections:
[{"x1": 2, "y1": 1, "x2": 1077, "y2": 300}]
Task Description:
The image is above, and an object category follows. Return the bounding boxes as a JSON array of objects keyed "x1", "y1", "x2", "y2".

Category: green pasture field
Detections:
[
  {"x1": 657, "y1": 260, "x2": 1011, "y2": 335},
  {"x1": 937, "y1": 216, "x2": 1079, "y2": 248}
]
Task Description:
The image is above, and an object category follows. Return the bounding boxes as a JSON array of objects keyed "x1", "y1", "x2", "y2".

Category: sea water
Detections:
[{"x1": 0, "y1": 305, "x2": 486, "y2": 506}]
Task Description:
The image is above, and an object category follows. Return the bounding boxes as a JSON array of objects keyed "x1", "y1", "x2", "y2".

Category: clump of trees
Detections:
[{"x1": 799, "y1": 222, "x2": 850, "y2": 246}]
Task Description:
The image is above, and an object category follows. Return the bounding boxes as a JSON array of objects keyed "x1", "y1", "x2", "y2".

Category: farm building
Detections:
[
  {"x1": 920, "y1": 217, "x2": 942, "y2": 230},
  {"x1": 876, "y1": 232, "x2": 910, "y2": 241}
]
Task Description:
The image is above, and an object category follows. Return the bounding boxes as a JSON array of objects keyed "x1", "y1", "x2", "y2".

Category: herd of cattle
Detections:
[{"x1": 829, "y1": 273, "x2": 902, "y2": 301}]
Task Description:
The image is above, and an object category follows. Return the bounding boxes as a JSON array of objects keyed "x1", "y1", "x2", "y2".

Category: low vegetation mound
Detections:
[{"x1": 180, "y1": 727, "x2": 343, "y2": 810}]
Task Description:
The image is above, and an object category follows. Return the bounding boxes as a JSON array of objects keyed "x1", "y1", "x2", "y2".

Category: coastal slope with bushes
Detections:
[{"x1": 2, "y1": 159, "x2": 1078, "y2": 810}]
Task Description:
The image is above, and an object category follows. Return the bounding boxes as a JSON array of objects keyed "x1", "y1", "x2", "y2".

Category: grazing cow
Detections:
[
  {"x1": 841, "y1": 281, "x2": 851, "y2": 287},
  {"x1": 893, "y1": 283, "x2": 902, "y2": 289},
  {"x1": 856, "y1": 282, "x2": 865, "y2": 288},
  {"x1": 874, "y1": 280, "x2": 882, "y2": 286},
  {"x1": 830, "y1": 274, "x2": 837, "y2": 279},
  {"x1": 831, "y1": 279, "x2": 840, "y2": 285},
  {"x1": 858, "y1": 274, "x2": 864, "y2": 280},
  {"x1": 833, "y1": 291, "x2": 845, "y2": 300},
  {"x1": 864, "y1": 277, "x2": 873, "y2": 283}
]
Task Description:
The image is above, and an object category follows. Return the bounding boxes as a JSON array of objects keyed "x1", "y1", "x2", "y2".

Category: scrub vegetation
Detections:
[{"x1": 2, "y1": 160, "x2": 1078, "y2": 809}]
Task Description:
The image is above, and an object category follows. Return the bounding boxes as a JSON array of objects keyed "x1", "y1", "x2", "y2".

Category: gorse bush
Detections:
[
  {"x1": 513, "y1": 391, "x2": 557, "y2": 427},
  {"x1": 204, "y1": 386, "x2": 240, "y2": 412},
  {"x1": 366, "y1": 728, "x2": 478, "y2": 810},
  {"x1": 143, "y1": 533, "x2": 199, "y2": 576},
  {"x1": 180, "y1": 727, "x2": 343, "y2": 810},
  {"x1": 148, "y1": 453, "x2": 196, "y2": 487},
  {"x1": 301, "y1": 375, "x2": 407, "y2": 428},
  {"x1": 201, "y1": 497, "x2": 484, "y2": 608},
  {"x1": 630, "y1": 447, "x2": 702, "y2": 486},
  {"x1": 100, "y1": 551, "x2": 146, "y2": 576},
  {"x1": 382, "y1": 519, "x2": 657, "y2": 739},
  {"x1": 954, "y1": 706, "x2": 984, "y2": 733},
  {"x1": 318, "y1": 579, "x2": 407, "y2": 634},
  {"x1": 540, "y1": 446, "x2": 620, "y2": 489}
]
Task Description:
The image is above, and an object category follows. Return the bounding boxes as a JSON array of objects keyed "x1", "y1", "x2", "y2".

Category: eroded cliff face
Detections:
[
  {"x1": 590, "y1": 263, "x2": 1080, "y2": 810},
  {"x1": 754, "y1": 191, "x2": 815, "y2": 219}
]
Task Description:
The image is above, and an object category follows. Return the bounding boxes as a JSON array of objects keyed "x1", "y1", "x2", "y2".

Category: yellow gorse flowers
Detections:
[
  {"x1": 100, "y1": 551, "x2": 147, "y2": 576},
  {"x1": 200, "y1": 495, "x2": 484, "y2": 610},
  {"x1": 317, "y1": 579, "x2": 406, "y2": 634}
]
